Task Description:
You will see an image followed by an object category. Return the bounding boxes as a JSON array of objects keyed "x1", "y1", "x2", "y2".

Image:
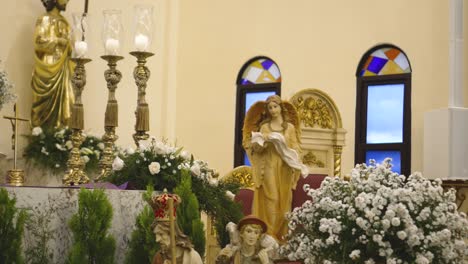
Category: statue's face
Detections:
[
  {"x1": 267, "y1": 101, "x2": 281, "y2": 118},
  {"x1": 240, "y1": 225, "x2": 261, "y2": 247},
  {"x1": 154, "y1": 225, "x2": 171, "y2": 249}
]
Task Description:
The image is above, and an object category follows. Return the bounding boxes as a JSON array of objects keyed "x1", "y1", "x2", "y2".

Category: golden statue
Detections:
[
  {"x1": 242, "y1": 95, "x2": 308, "y2": 241},
  {"x1": 31, "y1": 0, "x2": 74, "y2": 128}
]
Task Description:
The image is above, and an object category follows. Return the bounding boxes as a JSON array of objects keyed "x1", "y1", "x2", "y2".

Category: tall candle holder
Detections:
[
  {"x1": 63, "y1": 58, "x2": 92, "y2": 185},
  {"x1": 97, "y1": 9, "x2": 124, "y2": 180},
  {"x1": 130, "y1": 51, "x2": 154, "y2": 146},
  {"x1": 63, "y1": 13, "x2": 91, "y2": 185},
  {"x1": 131, "y1": 4, "x2": 154, "y2": 146},
  {"x1": 97, "y1": 55, "x2": 123, "y2": 180}
]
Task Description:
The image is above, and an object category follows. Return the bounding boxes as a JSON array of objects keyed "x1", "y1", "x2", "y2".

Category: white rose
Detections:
[
  {"x1": 148, "y1": 162, "x2": 161, "y2": 175},
  {"x1": 112, "y1": 157, "x2": 124, "y2": 171},
  {"x1": 190, "y1": 164, "x2": 201, "y2": 176},
  {"x1": 98, "y1": 143, "x2": 105, "y2": 150},
  {"x1": 125, "y1": 147, "x2": 135, "y2": 155},
  {"x1": 225, "y1": 190, "x2": 236, "y2": 201},
  {"x1": 65, "y1": 140, "x2": 73, "y2": 149},
  {"x1": 180, "y1": 150, "x2": 191, "y2": 161},
  {"x1": 32, "y1": 127, "x2": 43, "y2": 136}
]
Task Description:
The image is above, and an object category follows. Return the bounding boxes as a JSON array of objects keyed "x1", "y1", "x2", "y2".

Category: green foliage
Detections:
[
  {"x1": 68, "y1": 188, "x2": 115, "y2": 264},
  {"x1": 125, "y1": 186, "x2": 159, "y2": 264},
  {"x1": 0, "y1": 188, "x2": 28, "y2": 264},
  {"x1": 25, "y1": 209, "x2": 54, "y2": 264},
  {"x1": 23, "y1": 127, "x2": 103, "y2": 173},
  {"x1": 174, "y1": 171, "x2": 205, "y2": 257}
]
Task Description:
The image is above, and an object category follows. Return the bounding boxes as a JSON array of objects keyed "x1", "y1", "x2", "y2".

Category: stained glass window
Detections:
[
  {"x1": 235, "y1": 57, "x2": 281, "y2": 166},
  {"x1": 359, "y1": 47, "x2": 411, "y2": 76},
  {"x1": 355, "y1": 44, "x2": 412, "y2": 176},
  {"x1": 240, "y1": 58, "x2": 281, "y2": 85}
]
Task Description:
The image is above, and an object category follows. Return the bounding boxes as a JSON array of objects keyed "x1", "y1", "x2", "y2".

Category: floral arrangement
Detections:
[
  {"x1": 23, "y1": 127, "x2": 104, "y2": 173},
  {"x1": 0, "y1": 61, "x2": 16, "y2": 111},
  {"x1": 281, "y1": 159, "x2": 468, "y2": 264},
  {"x1": 106, "y1": 138, "x2": 244, "y2": 246}
]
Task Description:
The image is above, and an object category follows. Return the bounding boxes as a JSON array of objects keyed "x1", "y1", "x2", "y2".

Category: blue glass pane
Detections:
[
  {"x1": 243, "y1": 151, "x2": 251, "y2": 166},
  {"x1": 366, "y1": 84, "x2": 404, "y2": 143},
  {"x1": 245, "y1": 91, "x2": 276, "y2": 113},
  {"x1": 365, "y1": 150, "x2": 401, "y2": 174}
]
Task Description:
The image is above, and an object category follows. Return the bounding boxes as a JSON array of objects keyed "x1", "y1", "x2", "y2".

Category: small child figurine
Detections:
[{"x1": 216, "y1": 215, "x2": 278, "y2": 264}]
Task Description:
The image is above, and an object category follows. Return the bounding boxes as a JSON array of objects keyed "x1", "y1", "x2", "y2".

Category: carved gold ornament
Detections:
[
  {"x1": 303, "y1": 151, "x2": 325, "y2": 168},
  {"x1": 293, "y1": 96, "x2": 333, "y2": 129}
]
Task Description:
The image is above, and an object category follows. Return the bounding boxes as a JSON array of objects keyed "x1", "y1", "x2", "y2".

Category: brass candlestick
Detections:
[
  {"x1": 97, "y1": 55, "x2": 123, "y2": 180},
  {"x1": 3, "y1": 104, "x2": 29, "y2": 186},
  {"x1": 130, "y1": 51, "x2": 154, "y2": 146},
  {"x1": 63, "y1": 58, "x2": 92, "y2": 186}
]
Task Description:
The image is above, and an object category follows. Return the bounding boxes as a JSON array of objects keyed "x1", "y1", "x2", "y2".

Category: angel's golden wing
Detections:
[
  {"x1": 283, "y1": 101, "x2": 301, "y2": 142},
  {"x1": 242, "y1": 101, "x2": 266, "y2": 147}
]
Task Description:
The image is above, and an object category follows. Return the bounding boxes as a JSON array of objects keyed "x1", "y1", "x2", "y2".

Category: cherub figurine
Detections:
[
  {"x1": 216, "y1": 215, "x2": 278, "y2": 264},
  {"x1": 242, "y1": 95, "x2": 308, "y2": 241},
  {"x1": 149, "y1": 192, "x2": 203, "y2": 264}
]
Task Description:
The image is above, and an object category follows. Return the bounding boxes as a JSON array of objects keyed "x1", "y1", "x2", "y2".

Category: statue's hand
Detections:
[
  {"x1": 219, "y1": 247, "x2": 234, "y2": 258},
  {"x1": 258, "y1": 248, "x2": 270, "y2": 264},
  {"x1": 252, "y1": 142, "x2": 264, "y2": 153}
]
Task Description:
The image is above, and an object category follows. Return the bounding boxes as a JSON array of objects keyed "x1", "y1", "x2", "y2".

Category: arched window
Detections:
[
  {"x1": 355, "y1": 44, "x2": 412, "y2": 176},
  {"x1": 234, "y1": 56, "x2": 281, "y2": 166}
]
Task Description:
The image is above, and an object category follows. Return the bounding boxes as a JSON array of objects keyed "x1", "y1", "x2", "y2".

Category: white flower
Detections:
[
  {"x1": 32, "y1": 127, "x2": 43, "y2": 136},
  {"x1": 138, "y1": 139, "x2": 151, "y2": 152},
  {"x1": 55, "y1": 143, "x2": 66, "y2": 151},
  {"x1": 80, "y1": 147, "x2": 93, "y2": 155},
  {"x1": 55, "y1": 164, "x2": 60, "y2": 168},
  {"x1": 97, "y1": 143, "x2": 105, "y2": 150},
  {"x1": 190, "y1": 163, "x2": 201, "y2": 176},
  {"x1": 180, "y1": 150, "x2": 191, "y2": 161},
  {"x1": 125, "y1": 147, "x2": 135, "y2": 155},
  {"x1": 65, "y1": 140, "x2": 73, "y2": 149},
  {"x1": 349, "y1": 250, "x2": 360, "y2": 260},
  {"x1": 81, "y1": 156, "x2": 90, "y2": 164},
  {"x1": 225, "y1": 191, "x2": 236, "y2": 201},
  {"x1": 148, "y1": 162, "x2": 161, "y2": 175},
  {"x1": 41, "y1": 147, "x2": 49, "y2": 156},
  {"x1": 397, "y1": 231, "x2": 407, "y2": 240},
  {"x1": 112, "y1": 157, "x2": 124, "y2": 171},
  {"x1": 391, "y1": 217, "x2": 401, "y2": 227}
]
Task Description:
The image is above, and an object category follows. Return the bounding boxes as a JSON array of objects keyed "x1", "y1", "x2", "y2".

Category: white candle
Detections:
[
  {"x1": 134, "y1": 34, "x2": 149, "y2": 51},
  {"x1": 105, "y1": 38, "x2": 120, "y2": 55},
  {"x1": 74, "y1": 41, "x2": 88, "y2": 58}
]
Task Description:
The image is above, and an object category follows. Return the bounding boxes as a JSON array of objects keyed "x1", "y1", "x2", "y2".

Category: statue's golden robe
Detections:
[
  {"x1": 31, "y1": 12, "x2": 74, "y2": 128},
  {"x1": 249, "y1": 123, "x2": 301, "y2": 241}
]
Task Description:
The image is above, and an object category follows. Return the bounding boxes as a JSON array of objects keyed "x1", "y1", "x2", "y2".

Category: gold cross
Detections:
[{"x1": 3, "y1": 103, "x2": 29, "y2": 170}]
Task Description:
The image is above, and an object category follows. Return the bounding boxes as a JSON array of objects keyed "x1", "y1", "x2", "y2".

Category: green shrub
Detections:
[
  {"x1": 0, "y1": 188, "x2": 28, "y2": 264},
  {"x1": 68, "y1": 188, "x2": 115, "y2": 264},
  {"x1": 174, "y1": 171, "x2": 205, "y2": 257},
  {"x1": 125, "y1": 186, "x2": 158, "y2": 264}
]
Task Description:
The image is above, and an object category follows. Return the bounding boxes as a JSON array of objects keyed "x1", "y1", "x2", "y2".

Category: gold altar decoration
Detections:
[
  {"x1": 303, "y1": 151, "x2": 325, "y2": 168},
  {"x1": 441, "y1": 179, "x2": 468, "y2": 213},
  {"x1": 4, "y1": 104, "x2": 29, "y2": 186},
  {"x1": 221, "y1": 165, "x2": 254, "y2": 188},
  {"x1": 130, "y1": 51, "x2": 154, "y2": 146},
  {"x1": 97, "y1": 55, "x2": 123, "y2": 180},
  {"x1": 290, "y1": 89, "x2": 346, "y2": 177},
  {"x1": 31, "y1": 0, "x2": 74, "y2": 128},
  {"x1": 63, "y1": 58, "x2": 91, "y2": 186}
]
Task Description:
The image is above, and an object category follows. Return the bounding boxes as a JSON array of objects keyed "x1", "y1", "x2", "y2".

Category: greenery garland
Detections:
[
  {"x1": 23, "y1": 126, "x2": 104, "y2": 174},
  {"x1": 0, "y1": 188, "x2": 28, "y2": 264},
  {"x1": 106, "y1": 138, "x2": 244, "y2": 247}
]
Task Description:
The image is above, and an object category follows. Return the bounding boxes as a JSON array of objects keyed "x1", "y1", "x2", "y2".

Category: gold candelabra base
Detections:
[
  {"x1": 6, "y1": 169, "x2": 25, "y2": 186},
  {"x1": 97, "y1": 127, "x2": 118, "y2": 181},
  {"x1": 63, "y1": 130, "x2": 89, "y2": 186}
]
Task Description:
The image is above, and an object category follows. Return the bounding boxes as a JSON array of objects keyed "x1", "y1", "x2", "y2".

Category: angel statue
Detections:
[
  {"x1": 242, "y1": 95, "x2": 308, "y2": 241},
  {"x1": 149, "y1": 192, "x2": 203, "y2": 264},
  {"x1": 31, "y1": 0, "x2": 75, "y2": 128},
  {"x1": 215, "y1": 215, "x2": 278, "y2": 264}
]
